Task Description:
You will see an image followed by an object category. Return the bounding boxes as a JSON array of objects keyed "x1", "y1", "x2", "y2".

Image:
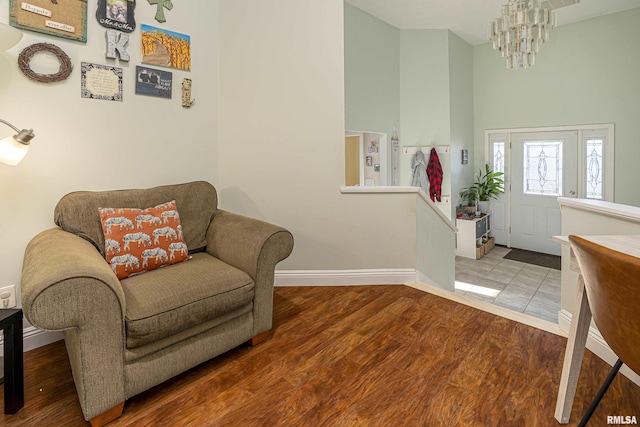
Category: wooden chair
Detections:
[{"x1": 568, "y1": 235, "x2": 640, "y2": 426}]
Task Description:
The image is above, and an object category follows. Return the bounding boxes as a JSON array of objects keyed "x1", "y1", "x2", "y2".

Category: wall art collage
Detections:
[{"x1": 8, "y1": 0, "x2": 195, "y2": 107}]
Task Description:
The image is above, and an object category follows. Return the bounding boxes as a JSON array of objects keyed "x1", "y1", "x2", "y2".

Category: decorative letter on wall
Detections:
[
  {"x1": 106, "y1": 30, "x2": 130, "y2": 61},
  {"x1": 182, "y1": 78, "x2": 195, "y2": 108}
]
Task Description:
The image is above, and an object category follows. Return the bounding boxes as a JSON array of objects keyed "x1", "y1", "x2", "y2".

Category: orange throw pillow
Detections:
[{"x1": 99, "y1": 200, "x2": 190, "y2": 279}]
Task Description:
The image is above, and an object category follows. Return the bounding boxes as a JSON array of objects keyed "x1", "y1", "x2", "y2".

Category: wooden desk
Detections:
[{"x1": 553, "y1": 235, "x2": 640, "y2": 424}]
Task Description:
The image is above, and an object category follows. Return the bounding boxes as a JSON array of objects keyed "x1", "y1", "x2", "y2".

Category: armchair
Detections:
[{"x1": 21, "y1": 181, "x2": 293, "y2": 426}]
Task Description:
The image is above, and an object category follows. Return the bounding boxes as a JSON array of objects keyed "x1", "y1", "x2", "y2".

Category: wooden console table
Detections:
[{"x1": 553, "y1": 235, "x2": 640, "y2": 424}]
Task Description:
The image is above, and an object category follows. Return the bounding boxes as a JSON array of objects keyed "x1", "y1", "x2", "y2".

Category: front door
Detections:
[{"x1": 510, "y1": 131, "x2": 578, "y2": 255}]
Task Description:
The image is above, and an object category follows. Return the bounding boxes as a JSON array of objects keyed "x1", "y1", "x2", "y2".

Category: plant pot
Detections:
[{"x1": 478, "y1": 200, "x2": 490, "y2": 213}]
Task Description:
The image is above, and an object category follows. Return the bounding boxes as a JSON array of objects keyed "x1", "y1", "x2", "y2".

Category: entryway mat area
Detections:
[{"x1": 503, "y1": 248, "x2": 561, "y2": 270}]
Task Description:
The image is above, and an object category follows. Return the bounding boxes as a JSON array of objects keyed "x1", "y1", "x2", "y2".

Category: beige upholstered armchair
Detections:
[{"x1": 21, "y1": 181, "x2": 293, "y2": 426}]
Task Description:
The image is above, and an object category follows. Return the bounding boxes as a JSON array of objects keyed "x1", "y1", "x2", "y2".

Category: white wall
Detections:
[
  {"x1": 218, "y1": 0, "x2": 423, "y2": 272},
  {"x1": 0, "y1": 3, "x2": 219, "y2": 307}
]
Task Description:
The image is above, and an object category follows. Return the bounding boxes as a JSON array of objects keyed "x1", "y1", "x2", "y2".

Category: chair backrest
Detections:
[
  {"x1": 569, "y1": 235, "x2": 640, "y2": 375},
  {"x1": 55, "y1": 181, "x2": 218, "y2": 256}
]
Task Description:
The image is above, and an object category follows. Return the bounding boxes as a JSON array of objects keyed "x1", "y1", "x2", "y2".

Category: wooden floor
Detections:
[{"x1": 2, "y1": 285, "x2": 639, "y2": 426}]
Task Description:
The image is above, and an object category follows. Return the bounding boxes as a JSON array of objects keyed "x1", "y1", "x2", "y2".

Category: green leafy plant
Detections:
[
  {"x1": 459, "y1": 186, "x2": 479, "y2": 206},
  {"x1": 459, "y1": 164, "x2": 504, "y2": 205},
  {"x1": 474, "y1": 164, "x2": 505, "y2": 201}
]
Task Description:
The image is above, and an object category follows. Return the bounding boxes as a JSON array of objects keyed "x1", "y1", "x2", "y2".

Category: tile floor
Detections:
[{"x1": 454, "y1": 245, "x2": 561, "y2": 323}]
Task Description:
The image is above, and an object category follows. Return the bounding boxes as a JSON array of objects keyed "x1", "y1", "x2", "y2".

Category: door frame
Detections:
[{"x1": 484, "y1": 123, "x2": 614, "y2": 249}]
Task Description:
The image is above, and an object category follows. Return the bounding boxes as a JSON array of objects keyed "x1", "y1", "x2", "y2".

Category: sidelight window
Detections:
[{"x1": 584, "y1": 137, "x2": 604, "y2": 200}]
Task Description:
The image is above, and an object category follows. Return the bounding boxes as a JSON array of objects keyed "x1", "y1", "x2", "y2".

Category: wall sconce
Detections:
[
  {"x1": 461, "y1": 149, "x2": 469, "y2": 165},
  {"x1": 0, "y1": 24, "x2": 34, "y2": 166},
  {"x1": 0, "y1": 22, "x2": 23, "y2": 51},
  {"x1": 0, "y1": 119, "x2": 35, "y2": 166}
]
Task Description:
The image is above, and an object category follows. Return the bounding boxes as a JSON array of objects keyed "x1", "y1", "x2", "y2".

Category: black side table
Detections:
[{"x1": 0, "y1": 309, "x2": 23, "y2": 414}]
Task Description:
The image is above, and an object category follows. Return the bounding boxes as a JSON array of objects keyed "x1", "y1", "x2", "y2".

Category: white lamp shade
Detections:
[
  {"x1": 0, "y1": 22, "x2": 23, "y2": 52},
  {"x1": 0, "y1": 135, "x2": 30, "y2": 166}
]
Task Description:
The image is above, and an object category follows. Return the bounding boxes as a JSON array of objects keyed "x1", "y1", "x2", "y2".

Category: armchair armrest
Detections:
[
  {"x1": 206, "y1": 210, "x2": 294, "y2": 334},
  {"x1": 21, "y1": 228, "x2": 126, "y2": 420},
  {"x1": 206, "y1": 210, "x2": 294, "y2": 278},
  {"x1": 22, "y1": 228, "x2": 126, "y2": 330}
]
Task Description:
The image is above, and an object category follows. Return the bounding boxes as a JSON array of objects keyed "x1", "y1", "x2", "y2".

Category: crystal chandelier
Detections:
[{"x1": 488, "y1": 0, "x2": 556, "y2": 69}]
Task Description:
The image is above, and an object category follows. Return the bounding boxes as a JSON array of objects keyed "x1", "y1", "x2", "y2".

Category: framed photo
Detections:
[
  {"x1": 81, "y1": 62, "x2": 123, "y2": 102},
  {"x1": 141, "y1": 24, "x2": 191, "y2": 71},
  {"x1": 10, "y1": 0, "x2": 88, "y2": 43},
  {"x1": 135, "y1": 66, "x2": 172, "y2": 99},
  {"x1": 96, "y1": 0, "x2": 136, "y2": 32}
]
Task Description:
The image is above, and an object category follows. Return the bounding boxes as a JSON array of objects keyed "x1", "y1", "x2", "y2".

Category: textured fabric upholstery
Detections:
[
  {"x1": 54, "y1": 181, "x2": 217, "y2": 256},
  {"x1": 21, "y1": 181, "x2": 294, "y2": 422},
  {"x1": 122, "y1": 253, "x2": 254, "y2": 349}
]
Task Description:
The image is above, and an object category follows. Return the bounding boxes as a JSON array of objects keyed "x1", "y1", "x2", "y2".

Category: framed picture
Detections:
[
  {"x1": 141, "y1": 24, "x2": 191, "y2": 71},
  {"x1": 135, "y1": 66, "x2": 172, "y2": 99},
  {"x1": 96, "y1": 0, "x2": 136, "y2": 32},
  {"x1": 10, "y1": 0, "x2": 88, "y2": 43},
  {"x1": 81, "y1": 62, "x2": 123, "y2": 102}
]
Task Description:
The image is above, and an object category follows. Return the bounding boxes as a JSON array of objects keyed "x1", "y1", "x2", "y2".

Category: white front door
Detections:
[{"x1": 510, "y1": 131, "x2": 578, "y2": 255}]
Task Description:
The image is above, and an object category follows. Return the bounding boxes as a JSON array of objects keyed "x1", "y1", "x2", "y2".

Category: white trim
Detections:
[
  {"x1": 485, "y1": 123, "x2": 615, "y2": 250},
  {"x1": 485, "y1": 123, "x2": 614, "y2": 135},
  {"x1": 559, "y1": 309, "x2": 640, "y2": 387},
  {"x1": 402, "y1": 145, "x2": 449, "y2": 155},
  {"x1": 558, "y1": 197, "x2": 640, "y2": 223},
  {"x1": 0, "y1": 326, "x2": 63, "y2": 354},
  {"x1": 339, "y1": 186, "x2": 458, "y2": 232},
  {"x1": 275, "y1": 268, "x2": 419, "y2": 287}
]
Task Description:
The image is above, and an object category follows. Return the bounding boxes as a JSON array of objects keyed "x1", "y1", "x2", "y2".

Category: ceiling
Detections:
[{"x1": 344, "y1": 0, "x2": 640, "y2": 45}]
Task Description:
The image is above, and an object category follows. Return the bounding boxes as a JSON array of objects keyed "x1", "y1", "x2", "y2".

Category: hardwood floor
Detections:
[{"x1": 2, "y1": 285, "x2": 639, "y2": 426}]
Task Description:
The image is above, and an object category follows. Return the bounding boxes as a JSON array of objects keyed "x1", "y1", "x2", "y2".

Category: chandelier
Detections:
[{"x1": 488, "y1": 0, "x2": 556, "y2": 69}]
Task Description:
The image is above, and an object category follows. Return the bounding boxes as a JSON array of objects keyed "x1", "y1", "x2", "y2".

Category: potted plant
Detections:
[
  {"x1": 459, "y1": 186, "x2": 479, "y2": 208},
  {"x1": 474, "y1": 164, "x2": 504, "y2": 213},
  {"x1": 459, "y1": 164, "x2": 504, "y2": 214}
]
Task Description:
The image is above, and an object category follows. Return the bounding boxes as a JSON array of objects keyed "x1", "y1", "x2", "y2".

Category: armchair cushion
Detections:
[
  {"x1": 121, "y1": 252, "x2": 254, "y2": 349},
  {"x1": 99, "y1": 200, "x2": 191, "y2": 279}
]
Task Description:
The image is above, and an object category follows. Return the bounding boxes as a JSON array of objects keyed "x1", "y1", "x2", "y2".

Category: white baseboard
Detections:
[
  {"x1": 275, "y1": 268, "x2": 419, "y2": 287},
  {"x1": 559, "y1": 309, "x2": 640, "y2": 386},
  {"x1": 0, "y1": 326, "x2": 63, "y2": 354}
]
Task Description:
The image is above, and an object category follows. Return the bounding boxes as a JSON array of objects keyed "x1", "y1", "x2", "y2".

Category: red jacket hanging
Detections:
[{"x1": 426, "y1": 147, "x2": 443, "y2": 202}]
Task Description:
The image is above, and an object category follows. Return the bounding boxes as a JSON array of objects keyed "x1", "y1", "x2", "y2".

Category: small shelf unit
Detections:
[{"x1": 456, "y1": 214, "x2": 491, "y2": 259}]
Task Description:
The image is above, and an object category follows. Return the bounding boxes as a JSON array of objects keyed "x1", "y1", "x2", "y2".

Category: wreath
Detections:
[{"x1": 18, "y1": 43, "x2": 73, "y2": 83}]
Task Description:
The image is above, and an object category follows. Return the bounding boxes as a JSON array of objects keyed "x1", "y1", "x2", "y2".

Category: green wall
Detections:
[
  {"x1": 473, "y1": 8, "x2": 640, "y2": 206},
  {"x1": 344, "y1": 3, "x2": 400, "y2": 139},
  {"x1": 399, "y1": 29, "x2": 451, "y2": 189},
  {"x1": 448, "y1": 32, "x2": 475, "y2": 213},
  {"x1": 345, "y1": 2, "x2": 477, "y2": 216}
]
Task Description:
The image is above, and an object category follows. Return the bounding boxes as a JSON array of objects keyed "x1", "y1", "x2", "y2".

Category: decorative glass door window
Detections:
[
  {"x1": 523, "y1": 140, "x2": 563, "y2": 196},
  {"x1": 492, "y1": 141, "x2": 505, "y2": 174},
  {"x1": 585, "y1": 137, "x2": 604, "y2": 199}
]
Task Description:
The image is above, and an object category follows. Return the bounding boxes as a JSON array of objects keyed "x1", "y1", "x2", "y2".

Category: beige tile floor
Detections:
[{"x1": 454, "y1": 245, "x2": 561, "y2": 323}]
